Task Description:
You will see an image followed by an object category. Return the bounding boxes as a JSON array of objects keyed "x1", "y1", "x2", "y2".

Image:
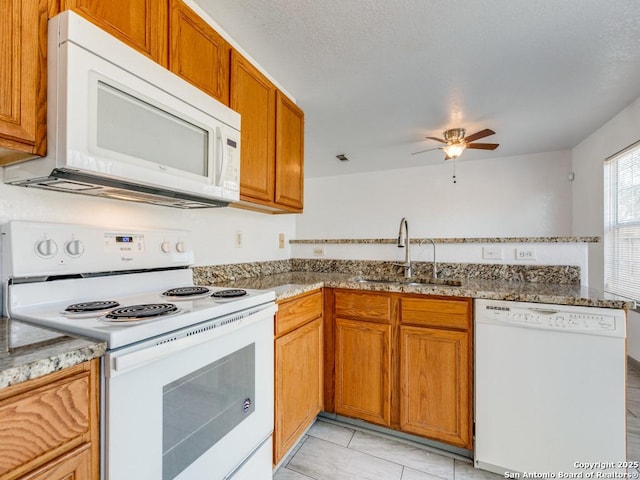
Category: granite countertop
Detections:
[
  {"x1": 212, "y1": 271, "x2": 635, "y2": 309},
  {"x1": 0, "y1": 318, "x2": 107, "y2": 390}
]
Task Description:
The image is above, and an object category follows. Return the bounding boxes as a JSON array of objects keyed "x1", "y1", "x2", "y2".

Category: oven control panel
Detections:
[{"x1": 1, "y1": 221, "x2": 194, "y2": 279}]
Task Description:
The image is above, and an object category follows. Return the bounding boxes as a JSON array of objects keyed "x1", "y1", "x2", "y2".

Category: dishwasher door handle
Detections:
[{"x1": 528, "y1": 308, "x2": 559, "y2": 315}]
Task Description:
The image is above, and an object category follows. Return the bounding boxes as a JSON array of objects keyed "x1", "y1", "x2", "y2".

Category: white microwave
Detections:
[{"x1": 4, "y1": 11, "x2": 241, "y2": 209}]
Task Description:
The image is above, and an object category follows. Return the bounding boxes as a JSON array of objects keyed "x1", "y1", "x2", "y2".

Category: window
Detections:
[{"x1": 604, "y1": 141, "x2": 640, "y2": 302}]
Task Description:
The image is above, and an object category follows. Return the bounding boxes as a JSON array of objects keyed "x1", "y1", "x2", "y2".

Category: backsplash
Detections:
[{"x1": 193, "y1": 258, "x2": 580, "y2": 284}]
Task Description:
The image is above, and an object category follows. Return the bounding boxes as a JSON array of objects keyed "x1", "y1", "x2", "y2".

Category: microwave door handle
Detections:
[{"x1": 215, "y1": 126, "x2": 226, "y2": 187}]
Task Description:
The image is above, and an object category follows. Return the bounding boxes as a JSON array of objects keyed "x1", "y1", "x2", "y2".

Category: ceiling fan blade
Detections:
[
  {"x1": 464, "y1": 129, "x2": 495, "y2": 143},
  {"x1": 466, "y1": 142, "x2": 499, "y2": 150},
  {"x1": 425, "y1": 136, "x2": 446, "y2": 143},
  {"x1": 411, "y1": 147, "x2": 441, "y2": 155}
]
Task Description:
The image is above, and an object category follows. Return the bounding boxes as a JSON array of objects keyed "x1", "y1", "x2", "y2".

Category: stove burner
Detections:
[
  {"x1": 211, "y1": 289, "x2": 248, "y2": 299},
  {"x1": 65, "y1": 301, "x2": 121, "y2": 313},
  {"x1": 105, "y1": 303, "x2": 178, "y2": 320},
  {"x1": 162, "y1": 286, "x2": 211, "y2": 297}
]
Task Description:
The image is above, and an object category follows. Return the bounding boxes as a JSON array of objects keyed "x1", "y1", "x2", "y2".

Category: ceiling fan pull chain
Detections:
[{"x1": 453, "y1": 158, "x2": 457, "y2": 184}]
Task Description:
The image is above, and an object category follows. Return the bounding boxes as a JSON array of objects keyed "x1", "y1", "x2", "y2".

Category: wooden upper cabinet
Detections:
[
  {"x1": 169, "y1": 0, "x2": 230, "y2": 105},
  {"x1": 0, "y1": 0, "x2": 47, "y2": 165},
  {"x1": 275, "y1": 91, "x2": 304, "y2": 211},
  {"x1": 231, "y1": 51, "x2": 276, "y2": 204},
  {"x1": 61, "y1": 0, "x2": 169, "y2": 66},
  {"x1": 231, "y1": 53, "x2": 304, "y2": 213}
]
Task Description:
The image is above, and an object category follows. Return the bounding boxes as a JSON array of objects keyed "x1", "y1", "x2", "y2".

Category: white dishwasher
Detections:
[{"x1": 474, "y1": 299, "x2": 627, "y2": 475}]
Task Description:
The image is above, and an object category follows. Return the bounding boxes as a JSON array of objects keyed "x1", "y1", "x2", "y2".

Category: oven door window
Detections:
[{"x1": 162, "y1": 343, "x2": 255, "y2": 480}]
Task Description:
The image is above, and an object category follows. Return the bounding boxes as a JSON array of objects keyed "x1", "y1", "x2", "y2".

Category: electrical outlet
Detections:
[
  {"x1": 516, "y1": 247, "x2": 536, "y2": 260},
  {"x1": 313, "y1": 247, "x2": 325, "y2": 257},
  {"x1": 482, "y1": 246, "x2": 503, "y2": 260},
  {"x1": 234, "y1": 230, "x2": 243, "y2": 248},
  {"x1": 278, "y1": 233, "x2": 285, "y2": 249}
]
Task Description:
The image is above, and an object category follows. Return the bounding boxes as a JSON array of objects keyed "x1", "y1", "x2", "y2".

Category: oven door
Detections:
[{"x1": 103, "y1": 305, "x2": 275, "y2": 480}]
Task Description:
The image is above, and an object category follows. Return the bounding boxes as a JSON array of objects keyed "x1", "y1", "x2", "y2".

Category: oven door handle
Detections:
[
  {"x1": 112, "y1": 332, "x2": 211, "y2": 373},
  {"x1": 107, "y1": 304, "x2": 277, "y2": 376}
]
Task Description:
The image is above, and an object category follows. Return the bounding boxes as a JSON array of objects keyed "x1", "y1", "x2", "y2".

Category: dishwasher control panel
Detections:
[{"x1": 478, "y1": 299, "x2": 626, "y2": 337}]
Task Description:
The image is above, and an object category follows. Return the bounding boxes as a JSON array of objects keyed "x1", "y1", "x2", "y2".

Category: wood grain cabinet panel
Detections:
[
  {"x1": 274, "y1": 291, "x2": 323, "y2": 464},
  {"x1": 335, "y1": 318, "x2": 391, "y2": 426},
  {"x1": 274, "y1": 317, "x2": 323, "y2": 464},
  {"x1": 0, "y1": 0, "x2": 47, "y2": 164},
  {"x1": 275, "y1": 91, "x2": 304, "y2": 211},
  {"x1": 231, "y1": 51, "x2": 276, "y2": 204},
  {"x1": 169, "y1": 0, "x2": 230, "y2": 104},
  {"x1": 61, "y1": 0, "x2": 168, "y2": 65},
  {"x1": 334, "y1": 290, "x2": 392, "y2": 323},
  {"x1": 19, "y1": 444, "x2": 91, "y2": 480},
  {"x1": 231, "y1": 55, "x2": 305, "y2": 213},
  {"x1": 400, "y1": 326, "x2": 472, "y2": 449},
  {"x1": 400, "y1": 296, "x2": 471, "y2": 330},
  {"x1": 0, "y1": 360, "x2": 99, "y2": 480},
  {"x1": 276, "y1": 290, "x2": 322, "y2": 336},
  {"x1": 329, "y1": 290, "x2": 473, "y2": 450}
]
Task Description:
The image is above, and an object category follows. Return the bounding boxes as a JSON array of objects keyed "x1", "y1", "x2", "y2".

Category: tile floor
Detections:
[{"x1": 274, "y1": 360, "x2": 640, "y2": 480}]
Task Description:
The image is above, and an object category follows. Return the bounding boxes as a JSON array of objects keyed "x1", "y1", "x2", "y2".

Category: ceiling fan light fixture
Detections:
[{"x1": 442, "y1": 143, "x2": 466, "y2": 159}]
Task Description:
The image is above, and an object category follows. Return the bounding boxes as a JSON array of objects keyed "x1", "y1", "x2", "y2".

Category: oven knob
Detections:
[
  {"x1": 64, "y1": 239, "x2": 85, "y2": 257},
  {"x1": 35, "y1": 239, "x2": 58, "y2": 258},
  {"x1": 160, "y1": 241, "x2": 171, "y2": 254},
  {"x1": 175, "y1": 241, "x2": 186, "y2": 253}
]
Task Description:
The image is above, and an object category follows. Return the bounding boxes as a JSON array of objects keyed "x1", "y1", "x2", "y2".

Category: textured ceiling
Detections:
[{"x1": 194, "y1": 0, "x2": 640, "y2": 178}]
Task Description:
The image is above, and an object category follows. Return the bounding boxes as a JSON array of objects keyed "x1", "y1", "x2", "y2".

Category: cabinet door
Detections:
[
  {"x1": 231, "y1": 51, "x2": 276, "y2": 205},
  {"x1": 274, "y1": 317, "x2": 323, "y2": 463},
  {"x1": 20, "y1": 444, "x2": 92, "y2": 480},
  {"x1": 61, "y1": 0, "x2": 168, "y2": 65},
  {"x1": 169, "y1": 0, "x2": 230, "y2": 105},
  {"x1": 0, "y1": 0, "x2": 47, "y2": 163},
  {"x1": 274, "y1": 91, "x2": 304, "y2": 211},
  {"x1": 335, "y1": 318, "x2": 391, "y2": 426},
  {"x1": 400, "y1": 326, "x2": 472, "y2": 449}
]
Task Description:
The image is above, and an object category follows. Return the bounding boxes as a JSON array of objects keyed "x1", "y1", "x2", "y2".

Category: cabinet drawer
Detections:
[
  {"x1": 276, "y1": 290, "x2": 322, "y2": 336},
  {"x1": 0, "y1": 371, "x2": 90, "y2": 477},
  {"x1": 400, "y1": 297, "x2": 471, "y2": 330},
  {"x1": 334, "y1": 291, "x2": 391, "y2": 323}
]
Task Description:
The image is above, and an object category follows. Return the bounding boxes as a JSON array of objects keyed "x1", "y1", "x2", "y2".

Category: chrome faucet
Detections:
[
  {"x1": 395, "y1": 217, "x2": 412, "y2": 278},
  {"x1": 425, "y1": 238, "x2": 438, "y2": 279}
]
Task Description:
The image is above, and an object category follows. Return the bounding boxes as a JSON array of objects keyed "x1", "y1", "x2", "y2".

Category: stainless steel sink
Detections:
[{"x1": 350, "y1": 276, "x2": 463, "y2": 287}]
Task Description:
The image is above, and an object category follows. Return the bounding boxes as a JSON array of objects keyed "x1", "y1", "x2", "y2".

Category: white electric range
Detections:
[{"x1": 2, "y1": 220, "x2": 276, "y2": 480}]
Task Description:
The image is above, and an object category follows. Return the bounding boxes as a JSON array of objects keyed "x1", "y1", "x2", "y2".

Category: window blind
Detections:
[{"x1": 604, "y1": 140, "x2": 640, "y2": 302}]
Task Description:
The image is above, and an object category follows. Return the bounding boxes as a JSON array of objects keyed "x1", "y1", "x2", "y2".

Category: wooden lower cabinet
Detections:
[
  {"x1": 0, "y1": 359, "x2": 99, "y2": 480},
  {"x1": 20, "y1": 444, "x2": 91, "y2": 480},
  {"x1": 400, "y1": 326, "x2": 471, "y2": 449},
  {"x1": 334, "y1": 318, "x2": 391, "y2": 426},
  {"x1": 330, "y1": 289, "x2": 473, "y2": 450},
  {"x1": 273, "y1": 290, "x2": 323, "y2": 465}
]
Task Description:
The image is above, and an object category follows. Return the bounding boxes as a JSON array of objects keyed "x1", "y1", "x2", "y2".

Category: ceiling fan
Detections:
[{"x1": 412, "y1": 128, "x2": 499, "y2": 160}]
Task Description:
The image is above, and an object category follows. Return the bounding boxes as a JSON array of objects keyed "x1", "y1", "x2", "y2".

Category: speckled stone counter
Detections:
[
  {"x1": 290, "y1": 236, "x2": 600, "y2": 244},
  {"x1": 202, "y1": 271, "x2": 635, "y2": 309},
  {"x1": 0, "y1": 318, "x2": 107, "y2": 389}
]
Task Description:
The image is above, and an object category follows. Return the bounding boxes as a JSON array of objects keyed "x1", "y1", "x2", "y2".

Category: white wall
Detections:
[
  {"x1": 0, "y1": 181, "x2": 295, "y2": 266},
  {"x1": 572, "y1": 95, "x2": 640, "y2": 290},
  {"x1": 571, "y1": 95, "x2": 640, "y2": 360},
  {"x1": 297, "y1": 150, "x2": 573, "y2": 239}
]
